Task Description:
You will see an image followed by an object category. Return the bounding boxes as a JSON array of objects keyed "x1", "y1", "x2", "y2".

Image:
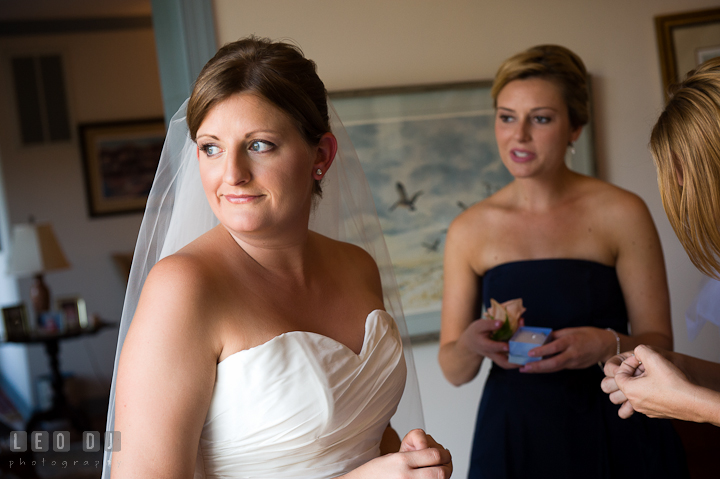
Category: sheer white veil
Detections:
[{"x1": 101, "y1": 99, "x2": 424, "y2": 476}]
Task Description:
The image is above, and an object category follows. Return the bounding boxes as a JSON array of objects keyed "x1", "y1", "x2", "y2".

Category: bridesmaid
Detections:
[{"x1": 438, "y1": 44, "x2": 688, "y2": 478}]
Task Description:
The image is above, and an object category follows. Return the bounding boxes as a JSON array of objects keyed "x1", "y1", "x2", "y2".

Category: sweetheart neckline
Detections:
[{"x1": 217, "y1": 309, "x2": 390, "y2": 366}]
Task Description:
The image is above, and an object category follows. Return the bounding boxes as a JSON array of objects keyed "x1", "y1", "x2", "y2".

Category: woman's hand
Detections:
[
  {"x1": 602, "y1": 346, "x2": 720, "y2": 425},
  {"x1": 457, "y1": 319, "x2": 522, "y2": 370},
  {"x1": 605, "y1": 345, "x2": 693, "y2": 420},
  {"x1": 344, "y1": 429, "x2": 452, "y2": 478},
  {"x1": 601, "y1": 351, "x2": 642, "y2": 418},
  {"x1": 518, "y1": 326, "x2": 613, "y2": 373}
]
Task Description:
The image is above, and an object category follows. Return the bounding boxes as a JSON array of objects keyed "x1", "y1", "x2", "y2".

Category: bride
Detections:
[{"x1": 103, "y1": 37, "x2": 452, "y2": 478}]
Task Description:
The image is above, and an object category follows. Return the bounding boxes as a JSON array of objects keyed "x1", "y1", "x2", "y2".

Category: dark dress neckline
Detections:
[{"x1": 483, "y1": 257, "x2": 615, "y2": 277}]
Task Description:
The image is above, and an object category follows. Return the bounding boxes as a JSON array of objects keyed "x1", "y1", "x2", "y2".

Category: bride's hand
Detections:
[{"x1": 343, "y1": 429, "x2": 452, "y2": 478}]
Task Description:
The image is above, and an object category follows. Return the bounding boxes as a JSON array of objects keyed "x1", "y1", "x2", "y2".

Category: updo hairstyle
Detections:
[
  {"x1": 491, "y1": 45, "x2": 589, "y2": 130},
  {"x1": 650, "y1": 57, "x2": 720, "y2": 279},
  {"x1": 187, "y1": 36, "x2": 330, "y2": 196}
]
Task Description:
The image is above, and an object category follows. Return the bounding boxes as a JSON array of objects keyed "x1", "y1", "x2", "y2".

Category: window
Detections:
[{"x1": 11, "y1": 55, "x2": 71, "y2": 144}]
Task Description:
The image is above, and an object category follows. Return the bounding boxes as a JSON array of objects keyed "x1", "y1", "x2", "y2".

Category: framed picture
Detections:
[
  {"x1": 56, "y1": 297, "x2": 88, "y2": 331},
  {"x1": 2, "y1": 304, "x2": 29, "y2": 341},
  {"x1": 330, "y1": 81, "x2": 595, "y2": 337},
  {"x1": 79, "y1": 118, "x2": 166, "y2": 217},
  {"x1": 37, "y1": 311, "x2": 63, "y2": 334},
  {"x1": 655, "y1": 7, "x2": 720, "y2": 97}
]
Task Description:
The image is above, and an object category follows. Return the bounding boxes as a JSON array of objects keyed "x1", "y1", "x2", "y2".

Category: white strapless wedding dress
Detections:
[{"x1": 193, "y1": 310, "x2": 407, "y2": 479}]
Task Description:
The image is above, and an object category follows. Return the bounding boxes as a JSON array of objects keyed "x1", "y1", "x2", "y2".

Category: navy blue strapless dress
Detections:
[{"x1": 469, "y1": 259, "x2": 688, "y2": 479}]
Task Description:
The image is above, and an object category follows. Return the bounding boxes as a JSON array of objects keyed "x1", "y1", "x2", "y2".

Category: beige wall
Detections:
[
  {"x1": 0, "y1": 27, "x2": 162, "y2": 405},
  {"x1": 213, "y1": 1, "x2": 720, "y2": 475}
]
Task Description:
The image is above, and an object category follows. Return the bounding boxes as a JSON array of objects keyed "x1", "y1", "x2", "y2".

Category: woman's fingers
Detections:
[
  {"x1": 526, "y1": 336, "x2": 565, "y2": 358},
  {"x1": 618, "y1": 400, "x2": 636, "y2": 419},
  {"x1": 398, "y1": 430, "x2": 452, "y2": 471},
  {"x1": 404, "y1": 446, "x2": 452, "y2": 469},
  {"x1": 470, "y1": 319, "x2": 502, "y2": 333},
  {"x1": 391, "y1": 431, "x2": 452, "y2": 479},
  {"x1": 614, "y1": 354, "x2": 642, "y2": 384},
  {"x1": 600, "y1": 376, "x2": 619, "y2": 394},
  {"x1": 608, "y1": 389, "x2": 628, "y2": 405},
  {"x1": 604, "y1": 351, "x2": 635, "y2": 378},
  {"x1": 462, "y1": 320, "x2": 511, "y2": 356},
  {"x1": 399, "y1": 429, "x2": 428, "y2": 452}
]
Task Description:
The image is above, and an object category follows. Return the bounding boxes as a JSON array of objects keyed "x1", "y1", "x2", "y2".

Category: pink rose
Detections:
[{"x1": 484, "y1": 298, "x2": 526, "y2": 341}]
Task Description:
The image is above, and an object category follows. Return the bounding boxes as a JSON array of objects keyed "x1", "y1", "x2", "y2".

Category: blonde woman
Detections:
[
  {"x1": 602, "y1": 58, "x2": 720, "y2": 427},
  {"x1": 438, "y1": 45, "x2": 688, "y2": 478}
]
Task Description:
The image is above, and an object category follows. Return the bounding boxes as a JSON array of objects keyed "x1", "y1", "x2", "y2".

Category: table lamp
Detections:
[{"x1": 7, "y1": 221, "x2": 70, "y2": 316}]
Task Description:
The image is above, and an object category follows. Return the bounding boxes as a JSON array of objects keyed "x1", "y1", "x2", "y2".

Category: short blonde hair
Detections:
[
  {"x1": 650, "y1": 57, "x2": 720, "y2": 279},
  {"x1": 491, "y1": 45, "x2": 589, "y2": 129}
]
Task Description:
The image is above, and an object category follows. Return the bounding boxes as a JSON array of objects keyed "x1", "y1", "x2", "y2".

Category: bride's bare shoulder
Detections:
[
  {"x1": 135, "y1": 228, "x2": 233, "y2": 328},
  {"x1": 312, "y1": 232, "x2": 382, "y2": 292}
]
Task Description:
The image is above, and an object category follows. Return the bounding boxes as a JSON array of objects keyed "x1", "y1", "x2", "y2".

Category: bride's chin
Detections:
[{"x1": 220, "y1": 219, "x2": 266, "y2": 235}]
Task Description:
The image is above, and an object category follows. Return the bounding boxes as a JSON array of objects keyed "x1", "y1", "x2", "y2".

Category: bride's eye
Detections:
[
  {"x1": 199, "y1": 144, "x2": 222, "y2": 157},
  {"x1": 249, "y1": 140, "x2": 275, "y2": 153}
]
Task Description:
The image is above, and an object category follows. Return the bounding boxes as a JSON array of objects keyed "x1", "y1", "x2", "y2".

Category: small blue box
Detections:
[{"x1": 508, "y1": 326, "x2": 553, "y2": 365}]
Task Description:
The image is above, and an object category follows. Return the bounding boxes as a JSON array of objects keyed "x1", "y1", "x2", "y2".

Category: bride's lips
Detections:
[
  {"x1": 510, "y1": 149, "x2": 536, "y2": 163},
  {"x1": 223, "y1": 193, "x2": 264, "y2": 204}
]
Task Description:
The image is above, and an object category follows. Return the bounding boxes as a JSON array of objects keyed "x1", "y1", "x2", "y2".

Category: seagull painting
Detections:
[
  {"x1": 389, "y1": 182, "x2": 423, "y2": 212},
  {"x1": 422, "y1": 238, "x2": 441, "y2": 252}
]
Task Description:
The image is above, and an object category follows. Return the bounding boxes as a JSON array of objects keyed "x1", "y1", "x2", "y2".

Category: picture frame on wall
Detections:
[
  {"x1": 1, "y1": 304, "x2": 29, "y2": 341},
  {"x1": 330, "y1": 81, "x2": 596, "y2": 337},
  {"x1": 79, "y1": 118, "x2": 166, "y2": 217},
  {"x1": 56, "y1": 297, "x2": 88, "y2": 331},
  {"x1": 655, "y1": 7, "x2": 720, "y2": 98}
]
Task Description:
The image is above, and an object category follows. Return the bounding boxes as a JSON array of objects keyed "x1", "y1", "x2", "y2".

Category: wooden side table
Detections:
[{"x1": 2, "y1": 321, "x2": 114, "y2": 433}]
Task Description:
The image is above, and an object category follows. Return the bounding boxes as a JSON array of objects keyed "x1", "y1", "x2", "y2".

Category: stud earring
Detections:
[
  {"x1": 316, "y1": 168, "x2": 323, "y2": 176},
  {"x1": 569, "y1": 143, "x2": 576, "y2": 156}
]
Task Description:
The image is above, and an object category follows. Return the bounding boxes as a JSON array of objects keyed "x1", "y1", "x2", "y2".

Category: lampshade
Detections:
[{"x1": 7, "y1": 222, "x2": 70, "y2": 277}]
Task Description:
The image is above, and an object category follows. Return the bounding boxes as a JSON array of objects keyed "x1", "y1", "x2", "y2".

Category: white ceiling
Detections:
[{"x1": 0, "y1": 0, "x2": 151, "y2": 21}]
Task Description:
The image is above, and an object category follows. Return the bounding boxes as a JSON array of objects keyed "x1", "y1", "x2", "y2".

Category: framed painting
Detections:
[
  {"x1": 330, "y1": 81, "x2": 595, "y2": 338},
  {"x1": 79, "y1": 118, "x2": 166, "y2": 217},
  {"x1": 2, "y1": 304, "x2": 29, "y2": 341},
  {"x1": 56, "y1": 296, "x2": 88, "y2": 331},
  {"x1": 656, "y1": 7, "x2": 720, "y2": 97}
]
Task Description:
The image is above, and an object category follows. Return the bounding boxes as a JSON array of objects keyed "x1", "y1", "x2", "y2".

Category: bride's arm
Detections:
[{"x1": 111, "y1": 255, "x2": 220, "y2": 478}]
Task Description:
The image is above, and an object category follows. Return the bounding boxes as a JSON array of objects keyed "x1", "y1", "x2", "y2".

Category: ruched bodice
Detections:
[{"x1": 194, "y1": 310, "x2": 406, "y2": 479}]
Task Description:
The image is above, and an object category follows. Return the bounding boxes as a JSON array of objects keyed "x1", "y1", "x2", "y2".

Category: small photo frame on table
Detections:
[
  {"x1": 56, "y1": 297, "x2": 88, "y2": 331},
  {"x1": 2, "y1": 304, "x2": 29, "y2": 341},
  {"x1": 37, "y1": 311, "x2": 63, "y2": 334},
  {"x1": 655, "y1": 7, "x2": 720, "y2": 97},
  {"x1": 78, "y1": 118, "x2": 166, "y2": 217}
]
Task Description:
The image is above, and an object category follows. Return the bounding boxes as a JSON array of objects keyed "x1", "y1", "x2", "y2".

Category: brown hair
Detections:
[
  {"x1": 187, "y1": 36, "x2": 329, "y2": 195},
  {"x1": 491, "y1": 45, "x2": 589, "y2": 129},
  {"x1": 650, "y1": 57, "x2": 720, "y2": 279}
]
